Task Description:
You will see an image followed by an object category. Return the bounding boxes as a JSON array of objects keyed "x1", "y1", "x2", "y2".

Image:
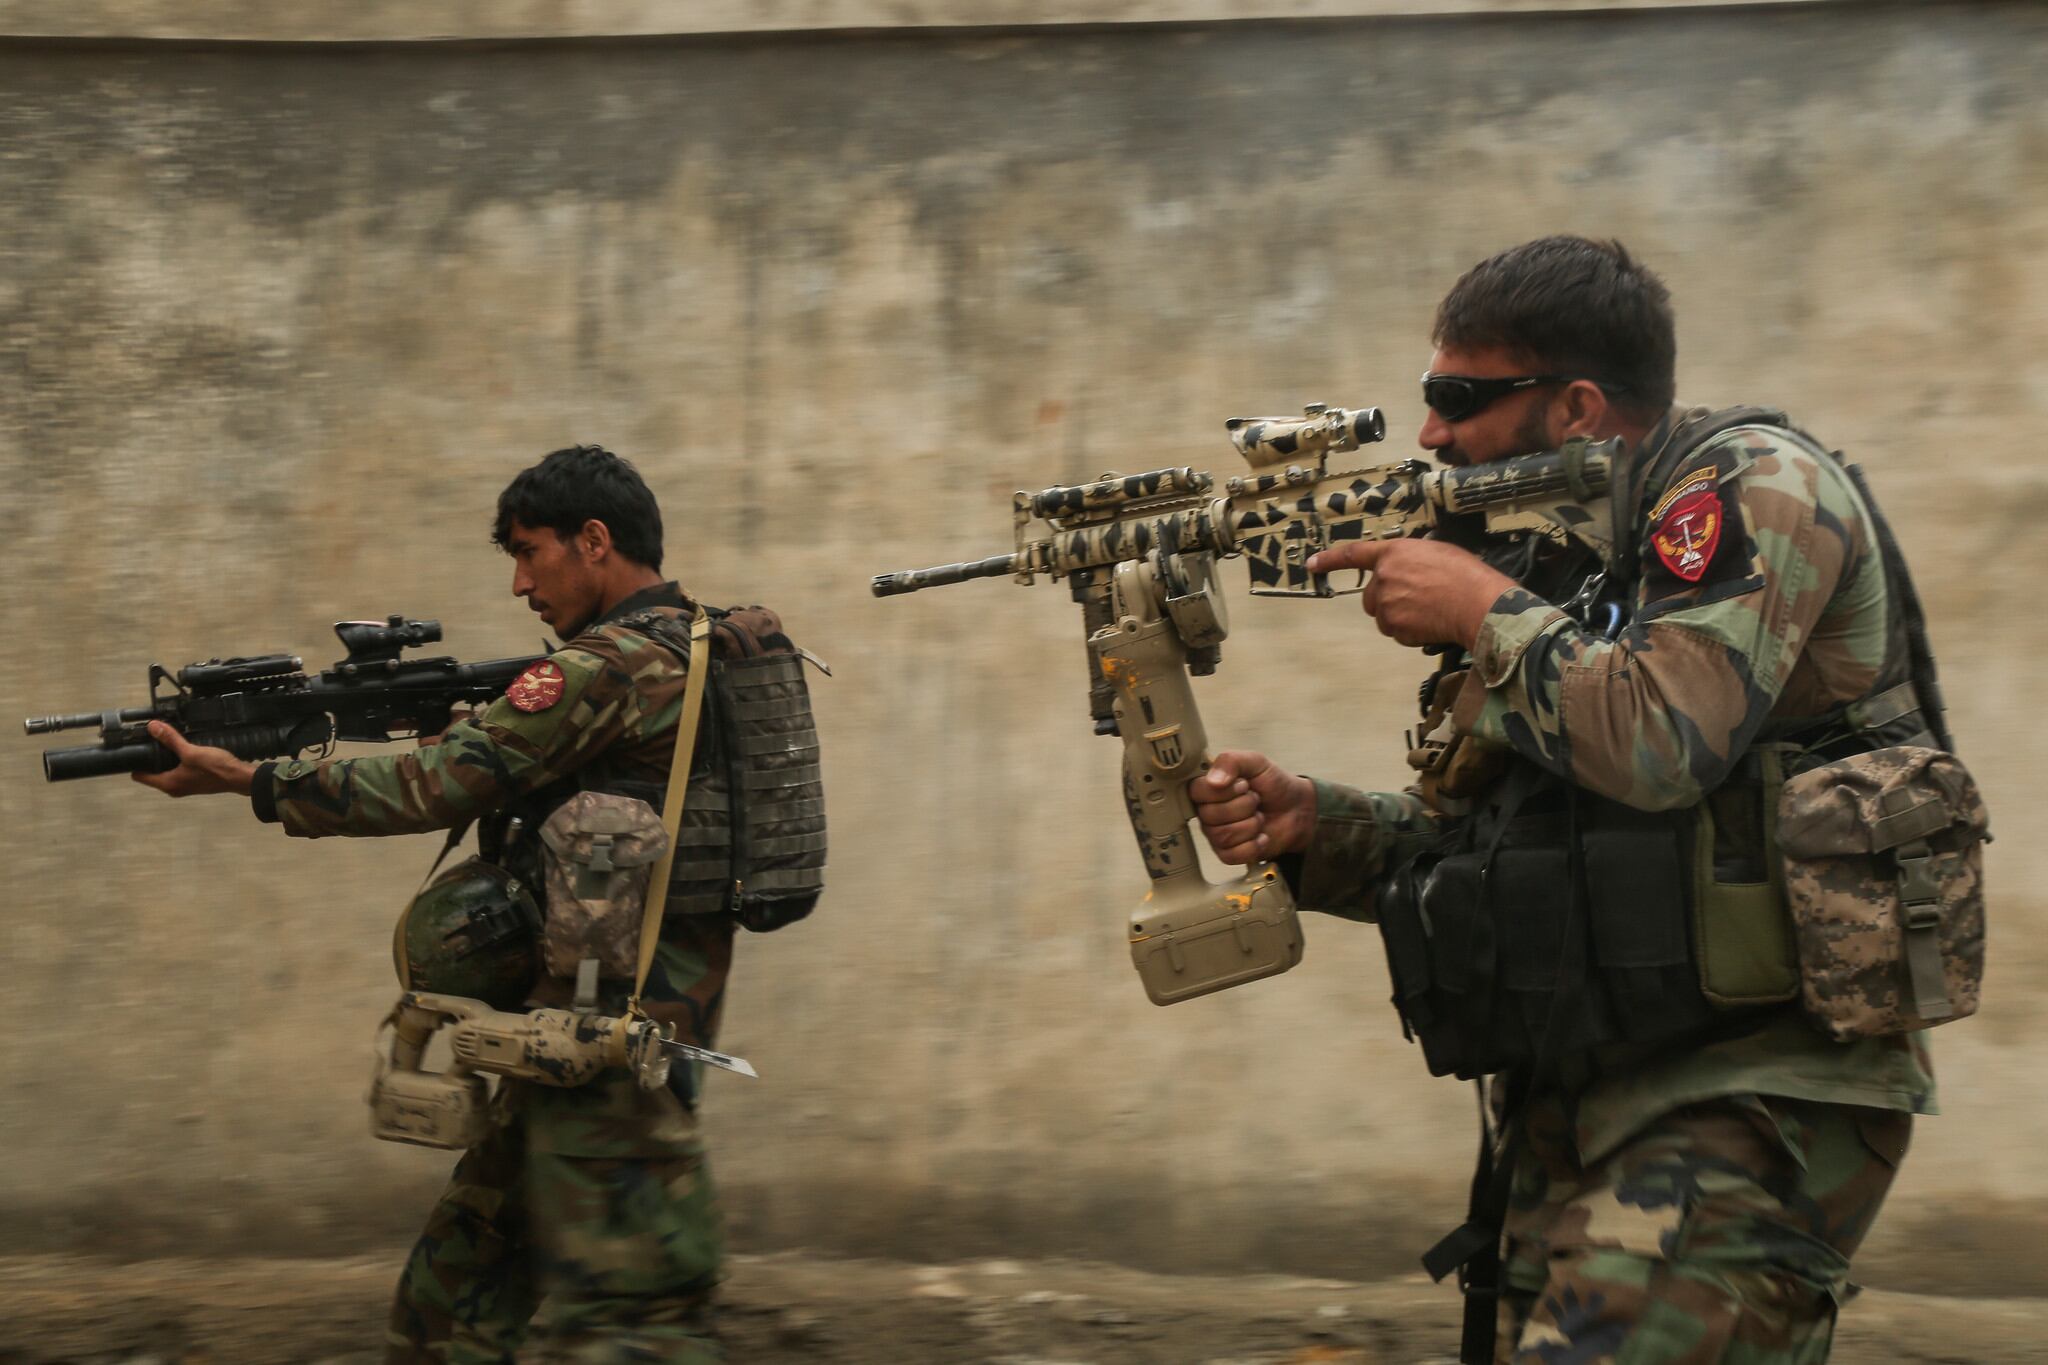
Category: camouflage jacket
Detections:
[
  {"x1": 1292, "y1": 407, "x2": 1938, "y2": 1162},
  {"x1": 252, "y1": 582, "x2": 733, "y2": 1051}
]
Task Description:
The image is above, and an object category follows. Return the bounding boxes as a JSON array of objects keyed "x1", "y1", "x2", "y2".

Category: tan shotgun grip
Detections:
[{"x1": 1093, "y1": 558, "x2": 1304, "y2": 1005}]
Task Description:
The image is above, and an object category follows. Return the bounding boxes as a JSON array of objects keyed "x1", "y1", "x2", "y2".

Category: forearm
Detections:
[
  {"x1": 1457, "y1": 594, "x2": 1778, "y2": 811},
  {"x1": 257, "y1": 721, "x2": 523, "y2": 837},
  {"x1": 1288, "y1": 780, "x2": 1433, "y2": 921}
]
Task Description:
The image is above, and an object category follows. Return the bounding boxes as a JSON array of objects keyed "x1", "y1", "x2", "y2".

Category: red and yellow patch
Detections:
[
  {"x1": 1647, "y1": 471, "x2": 1724, "y2": 583},
  {"x1": 506, "y1": 659, "x2": 567, "y2": 712}
]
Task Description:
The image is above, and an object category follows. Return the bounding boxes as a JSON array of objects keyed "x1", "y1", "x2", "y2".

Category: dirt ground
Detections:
[{"x1": 3, "y1": 1251, "x2": 2045, "y2": 1365}]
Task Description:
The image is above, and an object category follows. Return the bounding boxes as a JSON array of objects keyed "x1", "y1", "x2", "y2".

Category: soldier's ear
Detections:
[
  {"x1": 577, "y1": 518, "x2": 614, "y2": 562},
  {"x1": 1557, "y1": 380, "x2": 1610, "y2": 439}
]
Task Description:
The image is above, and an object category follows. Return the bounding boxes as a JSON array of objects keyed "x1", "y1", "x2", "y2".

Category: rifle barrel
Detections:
[{"x1": 870, "y1": 554, "x2": 1019, "y2": 597}]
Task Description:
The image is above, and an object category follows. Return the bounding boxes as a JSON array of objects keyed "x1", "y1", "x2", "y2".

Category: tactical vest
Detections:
[
  {"x1": 592, "y1": 605, "x2": 829, "y2": 934},
  {"x1": 1373, "y1": 407, "x2": 1946, "y2": 1083},
  {"x1": 481, "y1": 604, "x2": 828, "y2": 938}
]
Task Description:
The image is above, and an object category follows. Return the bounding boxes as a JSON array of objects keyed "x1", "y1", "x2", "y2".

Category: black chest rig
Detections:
[
  {"x1": 1372, "y1": 407, "x2": 1943, "y2": 1086},
  {"x1": 1375, "y1": 523, "x2": 1739, "y2": 1084},
  {"x1": 1389, "y1": 409, "x2": 1953, "y2": 1365}
]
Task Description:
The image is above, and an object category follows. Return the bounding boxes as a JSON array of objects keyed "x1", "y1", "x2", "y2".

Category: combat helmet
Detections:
[{"x1": 393, "y1": 856, "x2": 543, "y2": 1011}]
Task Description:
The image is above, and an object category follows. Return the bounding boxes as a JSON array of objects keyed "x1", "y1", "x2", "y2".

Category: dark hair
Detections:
[
  {"x1": 1433, "y1": 236, "x2": 1676, "y2": 420},
  {"x1": 492, "y1": 444, "x2": 664, "y2": 572}
]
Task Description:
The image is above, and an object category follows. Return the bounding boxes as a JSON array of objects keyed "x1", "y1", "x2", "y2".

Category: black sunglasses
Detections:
[{"x1": 1420, "y1": 372, "x2": 1626, "y2": 423}]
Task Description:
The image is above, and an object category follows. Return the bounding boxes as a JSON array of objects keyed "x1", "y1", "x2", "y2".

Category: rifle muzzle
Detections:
[{"x1": 871, "y1": 554, "x2": 1019, "y2": 596}]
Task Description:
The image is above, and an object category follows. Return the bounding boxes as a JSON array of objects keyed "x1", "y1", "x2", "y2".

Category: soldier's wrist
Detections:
[{"x1": 250, "y1": 762, "x2": 280, "y2": 822}]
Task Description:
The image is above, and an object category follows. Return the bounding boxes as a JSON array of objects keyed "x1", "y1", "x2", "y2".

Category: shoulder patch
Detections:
[
  {"x1": 1638, "y1": 443, "x2": 1761, "y2": 605},
  {"x1": 1647, "y1": 468, "x2": 1726, "y2": 583},
  {"x1": 506, "y1": 659, "x2": 568, "y2": 712}
]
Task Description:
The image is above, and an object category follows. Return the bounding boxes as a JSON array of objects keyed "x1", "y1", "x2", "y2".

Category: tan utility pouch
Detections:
[
  {"x1": 538, "y1": 791, "x2": 671, "y2": 979},
  {"x1": 1777, "y1": 745, "x2": 1988, "y2": 1041}
]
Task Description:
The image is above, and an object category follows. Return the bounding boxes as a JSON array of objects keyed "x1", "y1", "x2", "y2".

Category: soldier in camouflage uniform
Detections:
[
  {"x1": 137, "y1": 445, "x2": 733, "y2": 1364},
  {"x1": 1191, "y1": 237, "x2": 1930, "y2": 1363}
]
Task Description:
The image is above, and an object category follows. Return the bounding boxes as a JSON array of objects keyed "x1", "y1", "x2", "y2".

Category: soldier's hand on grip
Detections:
[
  {"x1": 130, "y1": 721, "x2": 257, "y2": 798},
  {"x1": 1190, "y1": 750, "x2": 1318, "y2": 864}
]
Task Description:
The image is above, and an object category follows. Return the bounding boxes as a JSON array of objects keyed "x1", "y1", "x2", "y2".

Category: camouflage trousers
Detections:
[
  {"x1": 385, "y1": 1072, "x2": 725, "y2": 1365},
  {"x1": 1497, "y1": 1092, "x2": 1911, "y2": 1364}
]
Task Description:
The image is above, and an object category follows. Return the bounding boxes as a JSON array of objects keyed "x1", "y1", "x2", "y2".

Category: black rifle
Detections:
[{"x1": 26, "y1": 616, "x2": 543, "y2": 783}]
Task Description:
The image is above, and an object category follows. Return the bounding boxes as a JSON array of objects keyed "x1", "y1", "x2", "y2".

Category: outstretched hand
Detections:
[
  {"x1": 130, "y1": 721, "x2": 257, "y2": 798},
  {"x1": 1188, "y1": 750, "x2": 1318, "y2": 865}
]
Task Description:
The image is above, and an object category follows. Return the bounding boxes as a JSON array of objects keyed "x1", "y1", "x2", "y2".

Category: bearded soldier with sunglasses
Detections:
[{"x1": 1191, "y1": 236, "x2": 1943, "y2": 1364}]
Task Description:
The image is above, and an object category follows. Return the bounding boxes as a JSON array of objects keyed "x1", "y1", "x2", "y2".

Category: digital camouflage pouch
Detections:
[
  {"x1": 538, "y1": 791, "x2": 671, "y2": 978},
  {"x1": 1777, "y1": 746, "x2": 1988, "y2": 1041}
]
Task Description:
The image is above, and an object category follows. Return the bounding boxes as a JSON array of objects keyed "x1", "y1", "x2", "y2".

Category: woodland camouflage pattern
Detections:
[
  {"x1": 1288, "y1": 410, "x2": 1943, "y2": 1355},
  {"x1": 1498, "y1": 1090, "x2": 1910, "y2": 1364},
  {"x1": 259, "y1": 582, "x2": 733, "y2": 1364},
  {"x1": 387, "y1": 1073, "x2": 721, "y2": 1365},
  {"x1": 1779, "y1": 746, "x2": 1988, "y2": 1041}
]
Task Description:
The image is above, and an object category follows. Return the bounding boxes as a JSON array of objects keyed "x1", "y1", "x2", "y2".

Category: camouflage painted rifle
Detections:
[
  {"x1": 25, "y1": 616, "x2": 542, "y2": 782},
  {"x1": 871, "y1": 404, "x2": 1621, "y2": 1006}
]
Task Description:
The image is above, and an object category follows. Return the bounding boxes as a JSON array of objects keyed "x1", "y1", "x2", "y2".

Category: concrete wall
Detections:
[
  {"x1": 3, "y1": 3, "x2": 2045, "y2": 1292},
  {"x1": 0, "y1": 0, "x2": 1848, "y2": 41}
]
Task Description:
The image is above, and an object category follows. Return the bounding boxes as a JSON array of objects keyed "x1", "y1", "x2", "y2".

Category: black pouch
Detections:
[
  {"x1": 1581, "y1": 801, "x2": 1718, "y2": 1045},
  {"x1": 1489, "y1": 845, "x2": 1589, "y2": 1060},
  {"x1": 1380, "y1": 842, "x2": 1583, "y2": 1081},
  {"x1": 1419, "y1": 852, "x2": 1500, "y2": 1076},
  {"x1": 1376, "y1": 853, "x2": 1456, "y2": 1074}
]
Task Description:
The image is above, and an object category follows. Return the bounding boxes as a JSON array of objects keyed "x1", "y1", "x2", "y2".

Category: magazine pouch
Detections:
[
  {"x1": 1777, "y1": 746, "x2": 1988, "y2": 1040},
  {"x1": 538, "y1": 791, "x2": 671, "y2": 979}
]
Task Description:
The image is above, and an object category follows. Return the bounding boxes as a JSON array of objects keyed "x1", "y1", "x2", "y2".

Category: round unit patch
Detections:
[
  {"x1": 1648, "y1": 471, "x2": 1725, "y2": 584},
  {"x1": 506, "y1": 660, "x2": 567, "y2": 712}
]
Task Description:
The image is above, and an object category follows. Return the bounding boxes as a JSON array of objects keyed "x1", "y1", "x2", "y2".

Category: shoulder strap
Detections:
[
  {"x1": 629, "y1": 607, "x2": 714, "y2": 1017},
  {"x1": 1841, "y1": 462, "x2": 1954, "y2": 753},
  {"x1": 1614, "y1": 404, "x2": 1790, "y2": 586}
]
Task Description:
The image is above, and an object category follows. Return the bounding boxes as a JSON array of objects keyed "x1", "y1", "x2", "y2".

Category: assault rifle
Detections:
[
  {"x1": 26, "y1": 616, "x2": 543, "y2": 783},
  {"x1": 872, "y1": 403, "x2": 1620, "y2": 1007}
]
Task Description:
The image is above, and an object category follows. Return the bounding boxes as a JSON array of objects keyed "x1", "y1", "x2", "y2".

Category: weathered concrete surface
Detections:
[
  {"x1": 7, "y1": 1252, "x2": 2048, "y2": 1364},
  {"x1": 2, "y1": 2, "x2": 2044, "y2": 1303},
  {"x1": 0, "y1": 0, "x2": 1845, "y2": 42}
]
